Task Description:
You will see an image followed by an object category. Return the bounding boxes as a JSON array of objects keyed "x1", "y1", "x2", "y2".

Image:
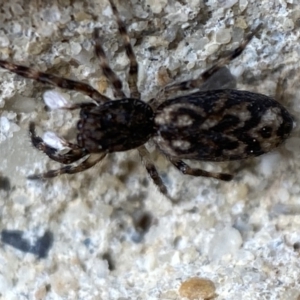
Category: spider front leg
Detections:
[
  {"x1": 29, "y1": 122, "x2": 89, "y2": 165},
  {"x1": 28, "y1": 153, "x2": 106, "y2": 180},
  {"x1": 0, "y1": 61, "x2": 109, "y2": 104},
  {"x1": 109, "y1": 0, "x2": 140, "y2": 99},
  {"x1": 169, "y1": 158, "x2": 233, "y2": 181},
  {"x1": 155, "y1": 23, "x2": 262, "y2": 103},
  {"x1": 93, "y1": 28, "x2": 126, "y2": 99}
]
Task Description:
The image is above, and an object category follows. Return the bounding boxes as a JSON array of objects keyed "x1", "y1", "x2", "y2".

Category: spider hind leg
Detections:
[{"x1": 169, "y1": 158, "x2": 233, "y2": 181}]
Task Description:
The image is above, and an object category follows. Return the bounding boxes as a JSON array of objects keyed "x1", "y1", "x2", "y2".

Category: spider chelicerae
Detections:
[{"x1": 0, "y1": 1, "x2": 293, "y2": 199}]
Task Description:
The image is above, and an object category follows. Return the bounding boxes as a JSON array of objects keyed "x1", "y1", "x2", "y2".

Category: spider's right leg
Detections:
[
  {"x1": 157, "y1": 24, "x2": 262, "y2": 101},
  {"x1": 93, "y1": 28, "x2": 126, "y2": 99},
  {"x1": 28, "y1": 153, "x2": 106, "y2": 179},
  {"x1": 138, "y1": 145, "x2": 172, "y2": 199},
  {"x1": 29, "y1": 122, "x2": 88, "y2": 164},
  {"x1": 0, "y1": 60, "x2": 109, "y2": 104},
  {"x1": 109, "y1": 0, "x2": 140, "y2": 99}
]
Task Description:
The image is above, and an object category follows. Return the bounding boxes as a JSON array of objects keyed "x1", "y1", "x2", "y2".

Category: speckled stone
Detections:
[
  {"x1": 1, "y1": 0, "x2": 300, "y2": 299},
  {"x1": 179, "y1": 277, "x2": 216, "y2": 300}
]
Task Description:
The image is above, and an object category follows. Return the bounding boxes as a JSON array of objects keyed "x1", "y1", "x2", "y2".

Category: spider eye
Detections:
[{"x1": 43, "y1": 90, "x2": 71, "y2": 110}]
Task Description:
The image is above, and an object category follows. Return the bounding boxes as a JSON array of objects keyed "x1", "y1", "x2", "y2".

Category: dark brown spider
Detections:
[{"x1": 0, "y1": 0, "x2": 294, "y2": 199}]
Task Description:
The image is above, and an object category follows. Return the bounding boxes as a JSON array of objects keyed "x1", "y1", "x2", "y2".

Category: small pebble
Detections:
[
  {"x1": 282, "y1": 19, "x2": 294, "y2": 31},
  {"x1": 218, "y1": 0, "x2": 238, "y2": 8},
  {"x1": 208, "y1": 227, "x2": 243, "y2": 261},
  {"x1": 179, "y1": 277, "x2": 216, "y2": 300},
  {"x1": 97, "y1": 75, "x2": 109, "y2": 94},
  {"x1": 0, "y1": 34, "x2": 9, "y2": 47},
  {"x1": 157, "y1": 67, "x2": 172, "y2": 87},
  {"x1": 145, "y1": 0, "x2": 168, "y2": 14},
  {"x1": 216, "y1": 28, "x2": 232, "y2": 44},
  {"x1": 239, "y1": 0, "x2": 248, "y2": 12}
]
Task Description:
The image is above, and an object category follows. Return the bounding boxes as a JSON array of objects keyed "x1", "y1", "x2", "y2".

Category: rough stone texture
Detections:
[{"x1": 1, "y1": 0, "x2": 300, "y2": 299}]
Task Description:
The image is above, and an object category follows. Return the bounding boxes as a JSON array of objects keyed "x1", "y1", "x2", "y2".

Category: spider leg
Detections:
[
  {"x1": 138, "y1": 145, "x2": 171, "y2": 198},
  {"x1": 28, "y1": 153, "x2": 106, "y2": 180},
  {"x1": 0, "y1": 60, "x2": 109, "y2": 104},
  {"x1": 29, "y1": 122, "x2": 88, "y2": 164},
  {"x1": 274, "y1": 67, "x2": 296, "y2": 104},
  {"x1": 169, "y1": 158, "x2": 233, "y2": 181},
  {"x1": 60, "y1": 103, "x2": 97, "y2": 110},
  {"x1": 157, "y1": 24, "x2": 262, "y2": 101},
  {"x1": 109, "y1": 0, "x2": 140, "y2": 99},
  {"x1": 93, "y1": 28, "x2": 126, "y2": 99}
]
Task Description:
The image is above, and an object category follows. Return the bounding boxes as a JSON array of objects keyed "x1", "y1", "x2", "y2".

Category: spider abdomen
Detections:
[
  {"x1": 154, "y1": 89, "x2": 294, "y2": 161},
  {"x1": 77, "y1": 98, "x2": 155, "y2": 152}
]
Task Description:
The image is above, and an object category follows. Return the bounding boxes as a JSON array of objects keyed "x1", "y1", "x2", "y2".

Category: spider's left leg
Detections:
[
  {"x1": 29, "y1": 122, "x2": 88, "y2": 164},
  {"x1": 138, "y1": 145, "x2": 171, "y2": 198},
  {"x1": 109, "y1": 0, "x2": 140, "y2": 99},
  {"x1": 169, "y1": 158, "x2": 233, "y2": 181},
  {"x1": 156, "y1": 24, "x2": 262, "y2": 102},
  {"x1": 28, "y1": 153, "x2": 106, "y2": 179},
  {"x1": 0, "y1": 61, "x2": 109, "y2": 104}
]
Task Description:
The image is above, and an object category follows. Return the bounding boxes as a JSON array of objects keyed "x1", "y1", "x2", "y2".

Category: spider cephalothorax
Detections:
[{"x1": 77, "y1": 98, "x2": 155, "y2": 152}]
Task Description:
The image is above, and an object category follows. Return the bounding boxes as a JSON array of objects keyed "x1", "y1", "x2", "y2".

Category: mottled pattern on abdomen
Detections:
[{"x1": 154, "y1": 89, "x2": 294, "y2": 161}]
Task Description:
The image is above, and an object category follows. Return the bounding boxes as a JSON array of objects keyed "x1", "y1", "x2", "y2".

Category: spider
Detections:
[{"x1": 0, "y1": 0, "x2": 294, "y2": 199}]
